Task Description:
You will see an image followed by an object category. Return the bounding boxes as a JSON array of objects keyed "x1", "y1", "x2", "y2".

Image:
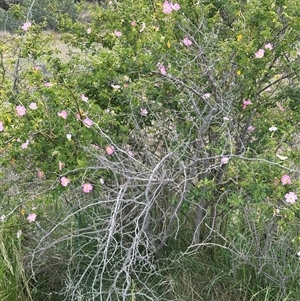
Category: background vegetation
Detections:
[{"x1": 1, "y1": 0, "x2": 300, "y2": 300}]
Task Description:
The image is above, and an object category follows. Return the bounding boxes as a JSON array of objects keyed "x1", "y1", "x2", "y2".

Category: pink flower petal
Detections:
[
  {"x1": 27, "y1": 213, "x2": 36, "y2": 223},
  {"x1": 37, "y1": 170, "x2": 44, "y2": 178},
  {"x1": 21, "y1": 140, "x2": 29, "y2": 149},
  {"x1": 82, "y1": 183, "x2": 93, "y2": 193},
  {"x1": 182, "y1": 37, "x2": 192, "y2": 46},
  {"x1": 221, "y1": 157, "x2": 230, "y2": 164},
  {"x1": 140, "y1": 108, "x2": 148, "y2": 116},
  {"x1": 16, "y1": 105, "x2": 26, "y2": 116},
  {"x1": 157, "y1": 63, "x2": 167, "y2": 75},
  {"x1": 247, "y1": 125, "x2": 255, "y2": 132},
  {"x1": 281, "y1": 174, "x2": 292, "y2": 185},
  {"x1": 172, "y1": 3, "x2": 181, "y2": 11},
  {"x1": 29, "y1": 102, "x2": 38, "y2": 110},
  {"x1": 242, "y1": 100, "x2": 252, "y2": 109},
  {"x1": 61, "y1": 176, "x2": 71, "y2": 187},
  {"x1": 57, "y1": 110, "x2": 68, "y2": 119},
  {"x1": 83, "y1": 117, "x2": 93, "y2": 128},
  {"x1": 21, "y1": 22, "x2": 32, "y2": 31},
  {"x1": 255, "y1": 49, "x2": 265, "y2": 58},
  {"x1": 264, "y1": 43, "x2": 273, "y2": 50},
  {"x1": 163, "y1": 1, "x2": 173, "y2": 13},
  {"x1": 114, "y1": 30, "x2": 122, "y2": 37},
  {"x1": 81, "y1": 94, "x2": 89, "y2": 102},
  {"x1": 106, "y1": 145, "x2": 115, "y2": 155},
  {"x1": 285, "y1": 192, "x2": 297, "y2": 204}
]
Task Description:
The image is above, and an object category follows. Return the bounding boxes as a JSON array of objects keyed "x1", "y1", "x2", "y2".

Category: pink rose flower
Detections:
[
  {"x1": 58, "y1": 110, "x2": 68, "y2": 119},
  {"x1": 82, "y1": 183, "x2": 93, "y2": 193},
  {"x1": 182, "y1": 37, "x2": 192, "y2": 46},
  {"x1": 114, "y1": 30, "x2": 122, "y2": 37},
  {"x1": 21, "y1": 140, "x2": 29, "y2": 149},
  {"x1": 140, "y1": 108, "x2": 148, "y2": 116},
  {"x1": 285, "y1": 192, "x2": 297, "y2": 204},
  {"x1": 255, "y1": 49, "x2": 265, "y2": 58},
  {"x1": 264, "y1": 43, "x2": 273, "y2": 50},
  {"x1": 83, "y1": 117, "x2": 93, "y2": 128},
  {"x1": 29, "y1": 102, "x2": 38, "y2": 110},
  {"x1": 247, "y1": 125, "x2": 255, "y2": 132},
  {"x1": 106, "y1": 145, "x2": 115, "y2": 155},
  {"x1": 37, "y1": 170, "x2": 44, "y2": 178},
  {"x1": 242, "y1": 100, "x2": 252, "y2": 109},
  {"x1": 27, "y1": 213, "x2": 36, "y2": 223},
  {"x1": 163, "y1": 1, "x2": 173, "y2": 14},
  {"x1": 221, "y1": 157, "x2": 230, "y2": 164},
  {"x1": 61, "y1": 176, "x2": 71, "y2": 187},
  {"x1": 16, "y1": 105, "x2": 26, "y2": 116},
  {"x1": 281, "y1": 174, "x2": 292, "y2": 185},
  {"x1": 21, "y1": 22, "x2": 32, "y2": 31},
  {"x1": 81, "y1": 94, "x2": 89, "y2": 102},
  {"x1": 157, "y1": 63, "x2": 167, "y2": 75}
]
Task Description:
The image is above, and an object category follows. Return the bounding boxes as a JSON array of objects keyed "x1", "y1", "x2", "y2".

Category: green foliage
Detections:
[
  {"x1": 0, "y1": 211, "x2": 33, "y2": 300},
  {"x1": 1, "y1": 0, "x2": 300, "y2": 300},
  {"x1": 0, "y1": 0, "x2": 78, "y2": 31}
]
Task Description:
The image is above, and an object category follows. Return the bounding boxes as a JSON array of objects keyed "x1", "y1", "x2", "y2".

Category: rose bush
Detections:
[{"x1": 1, "y1": 0, "x2": 300, "y2": 300}]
